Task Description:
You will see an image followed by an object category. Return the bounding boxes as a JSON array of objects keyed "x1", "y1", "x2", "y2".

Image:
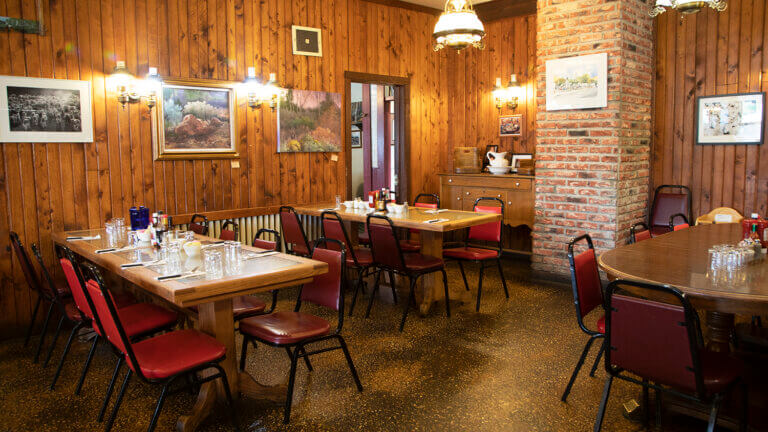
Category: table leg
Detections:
[
  {"x1": 705, "y1": 311, "x2": 735, "y2": 353},
  {"x1": 417, "y1": 231, "x2": 471, "y2": 315}
]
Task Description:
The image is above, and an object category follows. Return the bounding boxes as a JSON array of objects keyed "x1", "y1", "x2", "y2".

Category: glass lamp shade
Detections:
[
  {"x1": 433, "y1": 2, "x2": 485, "y2": 51},
  {"x1": 109, "y1": 61, "x2": 135, "y2": 94}
]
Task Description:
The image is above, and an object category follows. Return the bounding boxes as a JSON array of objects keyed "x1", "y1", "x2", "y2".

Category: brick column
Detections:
[{"x1": 532, "y1": 0, "x2": 653, "y2": 276}]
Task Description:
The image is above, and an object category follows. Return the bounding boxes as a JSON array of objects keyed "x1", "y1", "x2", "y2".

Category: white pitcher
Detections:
[{"x1": 486, "y1": 151, "x2": 509, "y2": 167}]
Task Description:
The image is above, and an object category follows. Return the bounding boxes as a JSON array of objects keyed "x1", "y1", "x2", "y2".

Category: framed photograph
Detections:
[
  {"x1": 696, "y1": 92, "x2": 765, "y2": 145},
  {"x1": 511, "y1": 153, "x2": 533, "y2": 172},
  {"x1": 0, "y1": 76, "x2": 93, "y2": 143},
  {"x1": 292, "y1": 25, "x2": 322, "y2": 57},
  {"x1": 152, "y1": 78, "x2": 239, "y2": 160},
  {"x1": 351, "y1": 129, "x2": 362, "y2": 148},
  {"x1": 499, "y1": 114, "x2": 523, "y2": 137},
  {"x1": 546, "y1": 53, "x2": 608, "y2": 111},
  {"x1": 278, "y1": 89, "x2": 341, "y2": 153}
]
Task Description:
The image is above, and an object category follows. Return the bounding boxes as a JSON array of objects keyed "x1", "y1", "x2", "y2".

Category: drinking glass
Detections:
[
  {"x1": 225, "y1": 241, "x2": 242, "y2": 275},
  {"x1": 184, "y1": 231, "x2": 196, "y2": 242},
  {"x1": 165, "y1": 243, "x2": 183, "y2": 275},
  {"x1": 204, "y1": 250, "x2": 224, "y2": 280},
  {"x1": 127, "y1": 231, "x2": 140, "y2": 248},
  {"x1": 105, "y1": 221, "x2": 119, "y2": 247},
  {"x1": 335, "y1": 195, "x2": 342, "y2": 209}
]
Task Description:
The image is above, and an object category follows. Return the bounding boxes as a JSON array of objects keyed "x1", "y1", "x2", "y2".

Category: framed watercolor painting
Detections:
[
  {"x1": 546, "y1": 53, "x2": 608, "y2": 111},
  {"x1": 0, "y1": 76, "x2": 93, "y2": 143},
  {"x1": 152, "y1": 78, "x2": 239, "y2": 160},
  {"x1": 499, "y1": 114, "x2": 523, "y2": 137},
  {"x1": 278, "y1": 89, "x2": 342, "y2": 153},
  {"x1": 695, "y1": 92, "x2": 765, "y2": 145}
]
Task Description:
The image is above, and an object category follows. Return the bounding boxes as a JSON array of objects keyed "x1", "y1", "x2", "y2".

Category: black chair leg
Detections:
[
  {"x1": 399, "y1": 278, "x2": 417, "y2": 332},
  {"x1": 213, "y1": 364, "x2": 240, "y2": 432},
  {"x1": 475, "y1": 263, "x2": 485, "y2": 312},
  {"x1": 593, "y1": 376, "x2": 613, "y2": 432},
  {"x1": 105, "y1": 369, "x2": 132, "y2": 432},
  {"x1": 34, "y1": 302, "x2": 55, "y2": 363},
  {"x1": 457, "y1": 261, "x2": 470, "y2": 291},
  {"x1": 589, "y1": 340, "x2": 605, "y2": 377},
  {"x1": 24, "y1": 296, "x2": 42, "y2": 347},
  {"x1": 387, "y1": 270, "x2": 398, "y2": 304},
  {"x1": 286, "y1": 346, "x2": 313, "y2": 371},
  {"x1": 364, "y1": 270, "x2": 382, "y2": 318},
  {"x1": 147, "y1": 381, "x2": 170, "y2": 432},
  {"x1": 43, "y1": 316, "x2": 65, "y2": 368},
  {"x1": 496, "y1": 258, "x2": 509, "y2": 299},
  {"x1": 336, "y1": 336, "x2": 363, "y2": 392},
  {"x1": 240, "y1": 337, "x2": 249, "y2": 371},
  {"x1": 284, "y1": 345, "x2": 300, "y2": 424},
  {"x1": 75, "y1": 335, "x2": 100, "y2": 395},
  {"x1": 561, "y1": 336, "x2": 596, "y2": 402},
  {"x1": 706, "y1": 395, "x2": 722, "y2": 432},
  {"x1": 441, "y1": 269, "x2": 450, "y2": 318},
  {"x1": 50, "y1": 321, "x2": 84, "y2": 390},
  {"x1": 99, "y1": 357, "x2": 124, "y2": 422},
  {"x1": 348, "y1": 267, "x2": 366, "y2": 316}
]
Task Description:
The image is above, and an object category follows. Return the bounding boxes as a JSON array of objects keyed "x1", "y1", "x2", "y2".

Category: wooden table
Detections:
[
  {"x1": 598, "y1": 223, "x2": 768, "y2": 351},
  {"x1": 52, "y1": 229, "x2": 328, "y2": 432},
  {"x1": 293, "y1": 203, "x2": 503, "y2": 314}
]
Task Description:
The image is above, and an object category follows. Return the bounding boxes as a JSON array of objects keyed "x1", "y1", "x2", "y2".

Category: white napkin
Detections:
[{"x1": 67, "y1": 234, "x2": 101, "y2": 241}]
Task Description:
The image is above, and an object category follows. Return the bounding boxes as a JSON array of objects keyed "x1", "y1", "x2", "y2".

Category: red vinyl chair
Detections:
[
  {"x1": 594, "y1": 279, "x2": 746, "y2": 432},
  {"x1": 561, "y1": 234, "x2": 606, "y2": 402},
  {"x1": 82, "y1": 263, "x2": 238, "y2": 432},
  {"x1": 366, "y1": 214, "x2": 450, "y2": 331},
  {"x1": 399, "y1": 193, "x2": 441, "y2": 252},
  {"x1": 669, "y1": 213, "x2": 690, "y2": 231},
  {"x1": 238, "y1": 238, "x2": 363, "y2": 423},
  {"x1": 220, "y1": 220, "x2": 239, "y2": 241},
  {"x1": 279, "y1": 206, "x2": 311, "y2": 257},
  {"x1": 629, "y1": 222, "x2": 651, "y2": 244},
  {"x1": 443, "y1": 197, "x2": 508, "y2": 312},
  {"x1": 649, "y1": 185, "x2": 691, "y2": 236},
  {"x1": 188, "y1": 213, "x2": 209, "y2": 235},
  {"x1": 321, "y1": 211, "x2": 382, "y2": 316},
  {"x1": 253, "y1": 228, "x2": 282, "y2": 251}
]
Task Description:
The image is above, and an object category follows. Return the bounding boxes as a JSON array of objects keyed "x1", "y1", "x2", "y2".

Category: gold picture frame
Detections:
[{"x1": 153, "y1": 78, "x2": 240, "y2": 160}]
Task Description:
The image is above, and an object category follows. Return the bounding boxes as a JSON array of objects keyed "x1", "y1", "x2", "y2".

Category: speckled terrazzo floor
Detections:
[{"x1": 0, "y1": 258, "x2": 757, "y2": 431}]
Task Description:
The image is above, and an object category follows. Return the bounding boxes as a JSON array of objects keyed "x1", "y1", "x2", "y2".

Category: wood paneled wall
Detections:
[
  {"x1": 0, "y1": 0, "x2": 533, "y2": 338},
  {"x1": 652, "y1": 2, "x2": 768, "y2": 219}
]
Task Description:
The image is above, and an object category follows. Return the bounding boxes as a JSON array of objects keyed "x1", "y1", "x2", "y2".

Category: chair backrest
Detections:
[
  {"x1": 629, "y1": 222, "x2": 651, "y2": 244},
  {"x1": 467, "y1": 197, "x2": 504, "y2": 245},
  {"x1": 321, "y1": 211, "x2": 361, "y2": 264},
  {"x1": 695, "y1": 207, "x2": 743, "y2": 225},
  {"x1": 220, "y1": 220, "x2": 238, "y2": 241},
  {"x1": 414, "y1": 193, "x2": 440, "y2": 209},
  {"x1": 567, "y1": 234, "x2": 603, "y2": 331},
  {"x1": 9, "y1": 232, "x2": 46, "y2": 299},
  {"x1": 605, "y1": 279, "x2": 705, "y2": 396},
  {"x1": 29, "y1": 243, "x2": 65, "y2": 304},
  {"x1": 298, "y1": 238, "x2": 346, "y2": 313},
  {"x1": 367, "y1": 214, "x2": 407, "y2": 272},
  {"x1": 650, "y1": 185, "x2": 691, "y2": 229},
  {"x1": 252, "y1": 228, "x2": 281, "y2": 251},
  {"x1": 669, "y1": 213, "x2": 690, "y2": 232},
  {"x1": 58, "y1": 247, "x2": 94, "y2": 322},
  {"x1": 189, "y1": 214, "x2": 209, "y2": 235},
  {"x1": 279, "y1": 206, "x2": 310, "y2": 255}
]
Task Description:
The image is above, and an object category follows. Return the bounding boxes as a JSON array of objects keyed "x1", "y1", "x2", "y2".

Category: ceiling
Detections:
[{"x1": 399, "y1": 0, "x2": 495, "y2": 9}]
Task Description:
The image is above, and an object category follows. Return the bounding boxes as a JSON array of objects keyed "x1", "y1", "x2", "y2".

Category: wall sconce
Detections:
[
  {"x1": 492, "y1": 74, "x2": 522, "y2": 110},
  {"x1": 109, "y1": 61, "x2": 161, "y2": 111},
  {"x1": 244, "y1": 67, "x2": 283, "y2": 111}
]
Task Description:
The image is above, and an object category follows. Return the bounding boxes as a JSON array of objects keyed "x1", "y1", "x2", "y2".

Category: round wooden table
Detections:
[{"x1": 598, "y1": 223, "x2": 768, "y2": 352}]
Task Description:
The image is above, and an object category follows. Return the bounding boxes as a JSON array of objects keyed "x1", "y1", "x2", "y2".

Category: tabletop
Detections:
[
  {"x1": 52, "y1": 229, "x2": 328, "y2": 307},
  {"x1": 598, "y1": 223, "x2": 768, "y2": 314},
  {"x1": 292, "y1": 203, "x2": 502, "y2": 232}
]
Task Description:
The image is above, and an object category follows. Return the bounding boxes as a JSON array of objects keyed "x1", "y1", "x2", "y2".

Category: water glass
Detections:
[
  {"x1": 204, "y1": 250, "x2": 224, "y2": 280},
  {"x1": 165, "y1": 243, "x2": 183, "y2": 275},
  {"x1": 105, "y1": 221, "x2": 119, "y2": 247},
  {"x1": 127, "y1": 231, "x2": 140, "y2": 248},
  {"x1": 184, "y1": 231, "x2": 196, "y2": 242},
  {"x1": 225, "y1": 241, "x2": 242, "y2": 275},
  {"x1": 335, "y1": 195, "x2": 342, "y2": 209}
]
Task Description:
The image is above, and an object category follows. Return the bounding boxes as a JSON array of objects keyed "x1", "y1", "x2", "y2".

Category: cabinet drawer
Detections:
[{"x1": 508, "y1": 179, "x2": 532, "y2": 191}]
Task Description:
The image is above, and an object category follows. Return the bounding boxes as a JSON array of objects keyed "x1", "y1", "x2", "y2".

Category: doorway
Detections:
[{"x1": 344, "y1": 72, "x2": 409, "y2": 202}]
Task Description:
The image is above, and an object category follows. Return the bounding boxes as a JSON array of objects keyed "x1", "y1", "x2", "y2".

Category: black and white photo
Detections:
[{"x1": 696, "y1": 92, "x2": 765, "y2": 145}]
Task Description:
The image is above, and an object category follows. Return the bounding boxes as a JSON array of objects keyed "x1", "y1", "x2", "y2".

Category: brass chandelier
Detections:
[
  {"x1": 649, "y1": 0, "x2": 727, "y2": 17},
  {"x1": 433, "y1": 0, "x2": 486, "y2": 52}
]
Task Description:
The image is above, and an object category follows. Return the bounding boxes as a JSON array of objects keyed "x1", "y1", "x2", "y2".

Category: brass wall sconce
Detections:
[
  {"x1": 244, "y1": 67, "x2": 283, "y2": 111},
  {"x1": 109, "y1": 61, "x2": 161, "y2": 111},
  {"x1": 493, "y1": 74, "x2": 521, "y2": 110}
]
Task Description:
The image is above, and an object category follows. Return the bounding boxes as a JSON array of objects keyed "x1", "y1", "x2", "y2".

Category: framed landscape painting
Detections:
[
  {"x1": 278, "y1": 89, "x2": 342, "y2": 153},
  {"x1": 696, "y1": 92, "x2": 765, "y2": 145},
  {"x1": 0, "y1": 76, "x2": 93, "y2": 143},
  {"x1": 153, "y1": 78, "x2": 239, "y2": 160},
  {"x1": 546, "y1": 53, "x2": 608, "y2": 111}
]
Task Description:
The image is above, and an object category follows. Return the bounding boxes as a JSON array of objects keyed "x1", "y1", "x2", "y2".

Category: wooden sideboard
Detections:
[{"x1": 438, "y1": 173, "x2": 535, "y2": 230}]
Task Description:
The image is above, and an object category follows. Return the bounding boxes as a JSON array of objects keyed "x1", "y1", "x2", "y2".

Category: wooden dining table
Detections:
[
  {"x1": 292, "y1": 203, "x2": 503, "y2": 314},
  {"x1": 52, "y1": 229, "x2": 328, "y2": 432},
  {"x1": 598, "y1": 223, "x2": 768, "y2": 352}
]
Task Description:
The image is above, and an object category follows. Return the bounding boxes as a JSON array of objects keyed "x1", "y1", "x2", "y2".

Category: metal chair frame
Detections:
[
  {"x1": 220, "y1": 220, "x2": 239, "y2": 241},
  {"x1": 279, "y1": 206, "x2": 311, "y2": 257},
  {"x1": 414, "y1": 193, "x2": 441, "y2": 208},
  {"x1": 669, "y1": 213, "x2": 690, "y2": 232},
  {"x1": 629, "y1": 222, "x2": 650, "y2": 244},
  {"x1": 189, "y1": 213, "x2": 209, "y2": 235}
]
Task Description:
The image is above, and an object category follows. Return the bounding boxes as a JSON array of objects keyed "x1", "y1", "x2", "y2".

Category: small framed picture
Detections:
[
  {"x1": 292, "y1": 25, "x2": 322, "y2": 57},
  {"x1": 0, "y1": 76, "x2": 93, "y2": 143},
  {"x1": 511, "y1": 153, "x2": 533, "y2": 171},
  {"x1": 696, "y1": 92, "x2": 765, "y2": 145},
  {"x1": 499, "y1": 114, "x2": 523, "y2": 137},
  {"x1": 351, "y1": 129, "x2": 362, "y2": 148}
]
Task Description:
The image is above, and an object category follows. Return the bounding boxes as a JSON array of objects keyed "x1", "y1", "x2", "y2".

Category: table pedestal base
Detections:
[{"x1": 705, "y1": 311, "x2": 735, "y2": 353}]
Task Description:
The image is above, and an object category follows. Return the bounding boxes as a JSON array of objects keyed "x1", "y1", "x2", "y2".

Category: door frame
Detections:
[{"x1": 344, "y1": 71, "x2": 410, "y2": 201}]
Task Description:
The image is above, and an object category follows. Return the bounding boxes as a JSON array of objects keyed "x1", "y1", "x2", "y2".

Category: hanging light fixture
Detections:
[
  {"x1": 433, "y1": 0, "x2": 485, "y2": 52},
  {"x1": 649, "y1": 0, "x2": 727, "y2": 17}
]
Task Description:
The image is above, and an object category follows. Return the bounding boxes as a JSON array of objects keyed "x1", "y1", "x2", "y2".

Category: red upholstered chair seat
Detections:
[
  {"x1": 403, "y1": 253, "x2": 444, "y2": 272},
  {"x1": 697, "y1": 350, "x2": 743, "y2": 395},
  {"x1": 358, "y1": 231, "x2": 370, "y2": 245},
  {"x1": 112, "y1": 292, "x2": 136, "y2": 308},
  {"x1": 129, "y1": 329, "x2": 226, "y2": 380},
  {"x1": 113, "y1": 303, "x2": 178, "y2": 339},
  {"x1": 443, "y1": 246, "x2": 498, "y2": 261},
  {"x1": 596, "y1": 315, "x2": 605, "y2": 333},
  {"x1": 398, "y1": 240, "x2": 421, "y2": 252},
  {"x1": 348, "y1": 248, "x2": 373, "y2": 267},
  {"x1": 239, "y1": 311, "x2": 331, "y2": 345},
  {"x1": 188, "y1": 296, "x2": 267, "y2": 320}
]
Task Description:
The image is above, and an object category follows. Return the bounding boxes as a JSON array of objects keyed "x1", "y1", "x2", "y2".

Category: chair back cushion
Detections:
[
  {"x1": 85, "y1": 279, "x2": 133, "y2": 367},
  {"x1": 368, "y1": 221, "x2": 404, "y2": 271},
  {"x1": 414, "y1": 202, "x2": 438, "y2": 209},
  {"x1": 651, "y1": 193, "x2": 688, "y2": 228},
  {"x1": 468, "y1": 205, "x2": 502, "y2": 243},
  {"x1": 673, "y1": 223, "x2": 690, "y2": 231},
  {"x1": 189, "y1": 222, "x2": 207, "y2": 235},
  {"x1": 572, "y1": 249, "x2": 603, "y2": 318},
  {"x1": 322, "y1": 218, "x2": 348, "y2": 249},
  {"x1": 610, "y1": 294, "x2": 696, "y2": 392},
  {"x1": 300, "y1": 247, "x2": 343, "y2": 311},
  {"x1": 252, "y1": 238, "x2": 277, "y2": 250},
  {"x1": 634, "y1": 229, "x2": 651, "y2": 242},
  {"x1": 60, "y1": 257, "x2": 93, "y2": 320},
  {"x1": 220, "y1": 229, "x2": 237, "y2": 241},
  {"x1": 280, "y1": 210, "x2": 309, "y2": 253}
]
